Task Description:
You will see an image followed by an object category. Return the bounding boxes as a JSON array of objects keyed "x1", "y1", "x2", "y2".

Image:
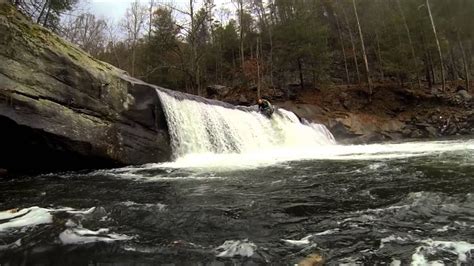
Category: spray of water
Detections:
[{"x1": 156, "y1": 90, "x2": 335, "y2": 159}]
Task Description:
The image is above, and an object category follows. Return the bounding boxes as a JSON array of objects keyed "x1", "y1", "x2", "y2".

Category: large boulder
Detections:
[
  {"x1": 326, "y1": 113, "x2": 405, "y2": 144},
  {"x1": 0, "y1": 4, "x2": 171, "y2": 173},
  {"x1": 457, "y1": 89, "x2": 472, "y2": 102},
  {"x1": 206, "y1": 85, "x2": 231, "y2": 98}
]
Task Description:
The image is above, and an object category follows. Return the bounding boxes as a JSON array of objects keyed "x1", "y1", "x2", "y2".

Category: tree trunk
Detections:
[
  {"x1": 12, "y1": 0, "x2": 21, "y2": 7},
  {"x1": 341, "y1": 3, "x2": 360, "y2": 84},
  {"x1": 131, "y1": 42, "x2": 136, "y2": 77},
  {"x1": 448, "y1": 41, "x2": 457, "y2": 81},
  {"x1": 425, "y1": 53, "x2": 432, "y2": 88},
  {"x1": 335, "y1": 13, "x2": 350, "y2": 84},
  {"x1": 457, "y1": 32, "x2": 470, "y2": 90},
  {"x1": 148, "y1": 0, "x2": 153, "y2": 40},
  {"x1": 375, "y1": 31, "x2": 384, "y2": 81},
  {"x1": 189, "y1": 0, "x2": 199, "y2": 95},
  {"x1": 428, "y1": 50, "x2": 436, "y2": 84},
  {"x1": 268, "y1": 2, "x2": 275, "y2": 87},
  {"x1": 467, "y1": 40, "x2": 473, "y2": 76},
  {"x1": 42, "y1": 2, "x2": 51, "y2": 27},
  {"x1": 425, "y1": 0, "x2": 445, "y2": 91},
  {"x1": 397, "y1": 0, "x2": 421, "y2": 89},
  {"x1": 298, "y1": 58, "x2": 304, "y2": 90},
  {"x1": 37, "y1": 0, "x2": 48, "y2": 24},
  {"x1": 397, "y1": 30, "x2": 405, "y2": 87},
  {"x1": 257, "y1": 37, "x2": 261, "y2": 99},
  {"x1": 419, "y1": 21, "x2": 429, "y2": 87},
  {"x1": 352, "y1": 0, "x2": 372, "y2": 101},
  {"x1": 239, "y1": 0, "x2": 244, "y2": 71}
]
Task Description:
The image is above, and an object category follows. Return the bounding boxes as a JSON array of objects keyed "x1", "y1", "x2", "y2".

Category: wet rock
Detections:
[
  {"x1": 380, "y1": 120, "x2": 405, "y2": 133},
  {"x1": 272, "y1": 88, "x2": 285, "y2": 99},
  {"x1": 457, "y1": 90, "x2": 472, "y2": 101},
  {"x1": 0, "y1": 4, "x2": 171, "y2": 173},
  {"x1": 326, "y1": 112, "x2": 407, "y2": 144},
  {"x1": 206, "y1": 85, "x2": 230, "y2": 98},
  {"x1": 424, "y1": 125, "x2": 438, "y2": 137},
  {"x1": 328, "y1": 120, "x2": 360, "y2": 140},
  {"x1": 277, "y1": 102, "x2": 326, "y2": 123},
  {"x1": 286, "y1": 84, "x2": 300, "y2": 100},
  {"x1": 350, "y1": 132, "x2": 391, "y2": 144},
  {"x1": 238, "y1": 94, "x2": 250, "y2": 105},
  {"x1": 409, "y1": 128, "x2": 424, "y2": 138},
  {"x1": 431, "y1": 85, "x2": 443, "y2": 96},
  {"x1": 0, "y1": 168, "x2": 7, "y2": 176}
]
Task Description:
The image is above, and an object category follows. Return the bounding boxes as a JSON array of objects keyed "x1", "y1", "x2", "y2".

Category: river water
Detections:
[
  {"x1": 1, "y1": 91, "x2": 474, "y2": 265},
  {"x1": 1, "y1": 139, "x2": 473, "y2": 265}
]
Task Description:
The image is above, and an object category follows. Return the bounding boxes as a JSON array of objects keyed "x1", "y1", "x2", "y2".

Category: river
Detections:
[
  {"x1": 1, "y1": 90, "x2": 473, "y2": 265},
  {"x1": 1, "y1": 139, "x2": 473, "y2": 265}
]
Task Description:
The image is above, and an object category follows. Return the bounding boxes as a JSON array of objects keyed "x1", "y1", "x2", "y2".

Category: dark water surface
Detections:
[{"x1": 1, "y1": 140, "x2": 473, "y2": 265}]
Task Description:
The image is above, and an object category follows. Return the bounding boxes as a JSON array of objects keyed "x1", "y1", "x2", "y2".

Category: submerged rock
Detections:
[{"x1": 0, "y1": 4, "x2": 171, "y2": 172}]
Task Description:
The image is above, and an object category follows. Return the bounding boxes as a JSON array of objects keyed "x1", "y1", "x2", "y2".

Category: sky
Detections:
[{"x1": 85, "y1": 0, "x2": 234, "y2": 22}]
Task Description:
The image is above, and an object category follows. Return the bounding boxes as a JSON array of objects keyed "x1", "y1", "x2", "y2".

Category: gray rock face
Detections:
[
  {"x1": 206, "y1": 85, "x2": 231, "y2": 98},
  {"x1": 457, "y1": 90, "x2": 472, "y2": 101},
  {"x1": 0, "y1": 4, "x2": 171, "y2": 172}
]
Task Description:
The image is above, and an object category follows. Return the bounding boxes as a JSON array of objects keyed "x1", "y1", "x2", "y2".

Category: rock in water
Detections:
[{"x1": 0, "y1": 4, "x2": 171, "y2": 173}]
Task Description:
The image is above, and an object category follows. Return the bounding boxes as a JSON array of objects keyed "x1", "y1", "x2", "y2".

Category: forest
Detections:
[{"x1": 8, "y1": 0, "x2": 474, "y2": 99}]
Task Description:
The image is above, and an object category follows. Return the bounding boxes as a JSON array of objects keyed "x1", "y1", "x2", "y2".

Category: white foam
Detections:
[
  {"x1": 282, "y1": 235, "x2": 311, "y2": 246},
  {"x1": 64, "y1": 207, "x2": 96, "y2": 215},
  {"x1": 59, "y1": 228, "x2": 132, "y2": 244},
  {"x1": 282, "y1": 229, "x2": 339, "y2": 246},
  {"x1": 435, "y1": 225, "x2": 454, "y2": 232},
  {"x1": 411, "y1": 239, "x2": 474, "y2": 265},
  {"x1": 132, "y1": 139, "x2": 474, "y2": 172},
  {"x1": 390, "y1": 259, "x2": 402, "y2": 266},
  {"x1": 121, "y1": 201, "x2": 167, "y2": 211},
  {"x1": 0, "y1": 207, "x2": 53, "y2": 231},
  {"x1": 214, "y1": 239, "x2": 257, "y2": 257},
  {"x1": 1, "y1": 206, "x2": 131, "y2": 247},
  {"x1": 380, "y1": 235, "x2": 409, "y2": 248}
]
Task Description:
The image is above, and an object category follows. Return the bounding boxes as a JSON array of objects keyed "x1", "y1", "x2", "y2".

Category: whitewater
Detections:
[{"x1": 0, "y1": 89, "x2": 473, "y2": 265}]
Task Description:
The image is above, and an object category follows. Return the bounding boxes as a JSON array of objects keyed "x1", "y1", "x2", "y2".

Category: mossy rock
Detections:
[{"x1": 0, "y1": 3, "x2": 171, "y2": 173}]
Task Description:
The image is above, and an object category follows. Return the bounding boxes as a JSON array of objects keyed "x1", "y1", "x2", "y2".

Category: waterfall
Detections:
[{"x1": 156, "y1": 90, "x2": 335, "y2": 159}]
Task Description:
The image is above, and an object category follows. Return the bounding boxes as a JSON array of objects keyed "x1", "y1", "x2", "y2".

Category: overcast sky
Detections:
[{"x1": 85, "y1": 0, "x2": 234, "y2": 22}]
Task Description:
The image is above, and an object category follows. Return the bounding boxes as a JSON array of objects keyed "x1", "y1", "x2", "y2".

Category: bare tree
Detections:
[
  {"x1": 375, "y1": 31, "x2": 384, "y2": 80},
  {"x1": 352, "y1": 0, "x2": 372, "y2": 100},
  {"x1": 157, "y1": 0, "x2": 213, "y2": 95},
  {"x1": 232, "y1": 0, "x2": 245, "y2": 71},
  {"x1": 62, "y1": 12, "x2": 108, "y2": 56},
  {"x1": 148, "y1": 0, "x2": 154, "y2": 39},
  {"x1": 121, "y1": 0, "x2": 147, "y2": 77},
  {"x1": 335, "y1": 12, "x2": 350, "y2": 84},
  {"x1": 340, "y1": 1, "x2": 360, "y2": 84},
  {"x1": 457, "y1": 31, "x2": 470, "y2": 90},
  {"x1": 425, "y1": 0, "x2": 445, "y2": 91},
  {"x1": 105, "y1": 22, "x2": 123, "y2": 68},
  {"x1": 396, "y1": 0, "x2": 421, "y2": 89}
]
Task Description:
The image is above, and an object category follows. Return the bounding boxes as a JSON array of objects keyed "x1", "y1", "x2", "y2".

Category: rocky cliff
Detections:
[{"x1": 0, "y1": 4, "x2": 171, "y2": 173}]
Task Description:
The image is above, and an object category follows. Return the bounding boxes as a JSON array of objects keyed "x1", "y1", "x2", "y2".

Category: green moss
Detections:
[{"x1": 0, "y1": 3, "x2": 15, "y2": 16}]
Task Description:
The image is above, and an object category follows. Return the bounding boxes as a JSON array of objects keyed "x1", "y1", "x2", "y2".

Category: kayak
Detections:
[{"x1": 260, "y1": 106, "x2": 274, "y2": 118}]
